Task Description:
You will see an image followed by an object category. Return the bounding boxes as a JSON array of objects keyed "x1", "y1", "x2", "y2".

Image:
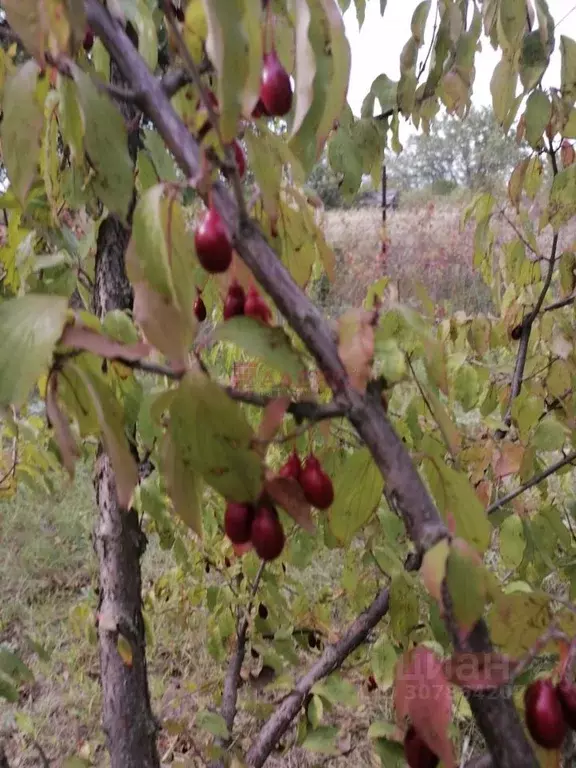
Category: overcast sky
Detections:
[{"x1": 343, "y1": 0, "x2": 576, "y2": 137}]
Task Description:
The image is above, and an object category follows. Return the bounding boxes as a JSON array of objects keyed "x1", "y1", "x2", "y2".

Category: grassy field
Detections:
[{"x1": 0, "y1": 468, "x2": 392, "y2": 767}]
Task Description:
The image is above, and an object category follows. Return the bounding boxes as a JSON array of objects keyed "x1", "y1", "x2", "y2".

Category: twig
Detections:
[
  {"x1": 543, "y1": 293, "x2": 576, "y2": 313},
  {"x1": 108, "y1": 354, "x2": 347, "y2": 422},
  {"x1": 509, "y1": 625, "x2": 569, "y2": 682},
  {"x1": 0, "y1": 459, "x2": 17, "y2": 488},
  {"x1": 245, "y1": 586, "x2": 390, "y2": 767},
  {"x1": 497, "y1": 140, "x2": 560, "y2": 438},
  {"x1": 498, "y1": 207, "x2": 540, "y2": 258},
  {"x1": 486, "y1": 451, "x2": 576, "y2": 515},
  {"x1": 82, "y1": 2, "x2": 541, "y2": 763},
  {"x1": 31, "y1": 740, "x2": 50, "y2": 768}
]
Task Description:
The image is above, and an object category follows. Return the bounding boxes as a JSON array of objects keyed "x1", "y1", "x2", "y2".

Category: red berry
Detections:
[
  {"x1": 279, "y1": 450, "x2": 301, "y2": 480},
  {"x1": 524, "y1": 679, "x2": 567, "y2": 749},
  {"x1": 194, "y1": 294, "x2": 207, "y2": 322},
  {"x1": 245, "y1": 285, "x2": 272, "y2": 325},
  {"x1": 404, "y1": 726, "x2": 439, "y2": 768},
  {"x1": 299, "y1": 455, "x2": 334, "y2": 510},
  {"x1": 231, "y1": 140, "x2": 246, "y2": 179},
  {"x1": 194, "y1": 206, "x2": 232, "y2": 274},
  {"x1": 224, "y1": 502, "x2": 255, "y2": 545},
  {"x1": 252, "y1": 98, "x2": 270, "y2": 119},
  {"x1": 223, "y1": 280, "x2": 246, "y2": 320},
  {"x1": 259, "y1": 50, "x2": 293, "y2": 117},
  {"x1": 83, "y1": 27, "x2": 94, "y2": 52},
  {"x1": 557, "y1": 678, "x2": 576, "y2": 730},
  {"x1": 250, "y1": 505, "x2": 285, "y2": 561}
]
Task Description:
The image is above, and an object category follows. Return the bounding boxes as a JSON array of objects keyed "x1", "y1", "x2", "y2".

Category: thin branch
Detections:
[
  {"x1": 109, "y1": 354, "x2": 347, "y2": 422},
  {"x1": 543, "y1": 292, "x2": 576, "y2": 313},
  {"x1": 498, "y1": 207, "x2": 539, "y2": 258},
  {"x1": 245, "y1": 586, "x2": 390, "y2": 768},
  {"x1": 486, "y1": 451, "x2": 576, "y2": 515},
  {"x1": 0, "y1": 459, "x2": 17, "y2": 488},
  {"x1": 219, "y1": 563, "x2": 265, "y2": 748},
  {"x1": 497, "y1": 140, "x2": 561, "y2": 438},
  {"x1": 31, "y1": 740, "x2": 50, "y2": 768},
  {"x1": 83, "y1": 3, "x2": 541, "y2": 764},
  {"x1": 509, "y1": 625, "x2": 569, "y2": 682}
]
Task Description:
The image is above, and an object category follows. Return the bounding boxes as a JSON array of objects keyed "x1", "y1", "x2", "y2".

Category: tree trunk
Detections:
[{"x1": 92, "y1": 59, "x2": 160, "y2": 768}]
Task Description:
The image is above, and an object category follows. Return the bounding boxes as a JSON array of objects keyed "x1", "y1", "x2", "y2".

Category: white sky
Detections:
[{"x1": 344, "y1": 0, "x2": 576, "y2": 137}]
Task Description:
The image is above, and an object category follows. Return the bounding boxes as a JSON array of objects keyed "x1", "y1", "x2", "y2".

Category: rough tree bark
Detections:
[{"x1": 91, "y1": 58, "x2": 160, "y2": 768}]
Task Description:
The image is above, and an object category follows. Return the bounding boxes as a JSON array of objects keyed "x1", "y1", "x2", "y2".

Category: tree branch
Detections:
[
  {"x1": 245, "y1": 586, "x2": 391, "y2": 768},
  {"x1": 83, "y1": 2, "x2": 540, "y2": 764},
  {"x1": 497, "y1": 144, "x2": 560, "y2": 438},
  {"x1": 487, "y1": 451, "x2": 576, "y2": 516},
  {"x1": 216, "y1": 561, "x2": 265, "y2": 764},
  {"x1": 109, "y1": 354, "x2": 347, "y2": 423},
  {"x1": 543, "y1": 292, "x2": 576, "y2": 313}
]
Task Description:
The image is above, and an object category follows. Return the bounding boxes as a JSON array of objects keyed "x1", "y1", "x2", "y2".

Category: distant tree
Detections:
[
  {"x1": 387, "y1": 106, "x2": 526, "y2": 192},
  {"x1": 306, "y1": 153, "x2": 345, "y2": 208}
]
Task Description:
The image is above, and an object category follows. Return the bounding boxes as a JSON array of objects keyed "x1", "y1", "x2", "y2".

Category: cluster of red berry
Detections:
[
  {"x1": 223, "y1": 451, "x2": 333, "y2": 562},
  {"x1": 524, "y1": 676, "x2": 576, "y2": 750},
  {"x1": 403, "y1": 676, "x2": 576, "y2": 767},
  {"x1": 192, "y1": 279, "x2": 272, "y2": 325}
]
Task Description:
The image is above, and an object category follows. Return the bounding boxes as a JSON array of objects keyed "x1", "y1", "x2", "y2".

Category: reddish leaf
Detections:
[
  {"x1": 442, "y1": 652, "x2": 516, "y2": 691},
  {"x1": 493, "y1": 443, "x2": 524, "y2": 479},
  {"x1": 394, "y1": 646, "x2": 455, "y2": 768},
  {"x1": 337, "y1": 308, "x2": 375, "y2": 392},
  {"x1": 264, "y1": 475, "x2": 315, "y2": 533},
  {"x1": 132, "y1": 280, "x2": 192, "y2": 369},
  {"x1": 257, "y1": 397, "x2": 291, "y2": 448},
  {"x1": 60, "y1": 323, "x2": 150, "y2": 362},
  {"x1": 561, "y1": 140, "x2": 575, "y2": 169},
  {"x1": 46, "y1": 374, "x2": 79, "y2": 479}
]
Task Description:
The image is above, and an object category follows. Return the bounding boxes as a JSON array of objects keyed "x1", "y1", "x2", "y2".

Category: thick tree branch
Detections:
[
  {"x1": 245, "y1": 586, "x2": 391, "y2": 768},
  {"x1": 83, "y1": 2, "x2": 539, "y2": 764},
  {"x1": 487, "y1": 451, "x2": 576, "y2": 516}
]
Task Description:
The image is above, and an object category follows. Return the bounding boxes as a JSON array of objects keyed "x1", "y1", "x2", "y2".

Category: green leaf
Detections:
[
  {"x1": 2, "y1": 0, "x2": 44, "y2": 62},
  {"x1": 546, "y1": 165, "x2": 576, "y2": 232},
  {"x1": 372, "y1": 737, "x2": 405, "y2": 768},
  {"x1": 315, "y1": 0, "x2": 352, "y2": 150},
  {"x1": 500, "y1": 514, "x2": 526, "y2": 568},
  {"x1": 0, "y1": 647, "x2": 34, "y2": 683},
  {"x1": 291, "y1": 0, "x2": 316, "y2": 138},
  {"x1": 160, "y1": 433, "x2": 204, "y2": 536},
  {"x1": 244, "y1": 131, "x2": 282, "y2": 221},
  {"x1": 453, "y1": 364, "x2": 480, "y2": 412},
  {"x1": 202, "y1": 0, "x2": 249, "y2": 143},
  {"x1": 301, "y1": 725, "x2": 339, "y2": 755},
  {"x1": 307, "y1": 695, "x2": 324, "y2": 728},
  {"x1": 328, "y1": 448, "x2": 383, "y2": 545},
  {"x1": 490, "y1": 55, "x2": 517, "y2": 125},
  {"x1": 532, "y1": 419, "x2": 566, "y2": 451},
  {"x1": 195, "y1": 710, "x2": 229, "y2": 740},
  {"x1": 102, "y1": 310, "x2": 140, "y2": 345},
  {"x1": 371, "y1": 637, "x2": 397, "y2": 691},
  {"x1": 389, "y1": 573, "x2": 419, "y2": 644},
  {"x1": 169, "y1": 371, "x2": 262, "y2": 502},
  {"x1": 213, "y1": 317, "x2": 305, "y2": 381},
  {"x1": 67, "y1": 361, "x2": 139, "y2": 509},
  {"x1": 312, "y1": 674, "x2": 358, "y2": 707},
  {"x1": 72, "y1": 66, "x2": 133, "y2": 220},
  {"x1": 121, "y1": 0, "x2": 158, "y2": 71},
  {"x1": 524, "y1": 156, "x2": 544, "y2": 198},
  {"x1": 445, "y1": 547, "x2": 486, "y2": 629},
  {"x1": 0, "y1": 674, "x2": 19, "y2": 702},
  {"x1": 423, "y1": 455, "x2": 492, "y2": 553},
  {"x1": 0, "y1": 295, "x2": 68, "y2": 407},
  {"x1": 143, "y1": 129, "x2": 179, "y2": 182},
  {"x1": 1, "y1": 61, "x2": 45, "y2": 205},
  {"x1": 368, "y1": 721, "x2": 397, "y2": 740},
  {"x1": 498, "y1": 0, "x2": 527, "y2": 51},
  {"x1": 524, "y1": 90, "x2": 551, "y2": 148},
  {"x1": 561, "y1": 35, "x2": 576, "y2": 106}
]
